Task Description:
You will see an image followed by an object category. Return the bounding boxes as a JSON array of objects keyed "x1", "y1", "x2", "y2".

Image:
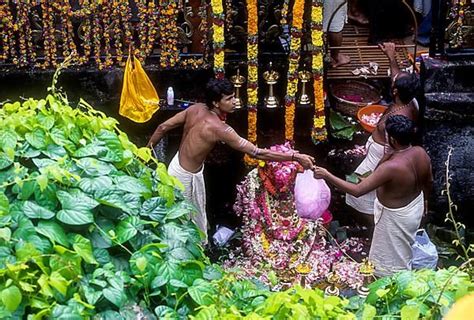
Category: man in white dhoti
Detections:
[
  {"x1": 346, "y1": 43, "x2": 421, "y2": 218},
  {"x1": 314, "y1": 115, "x2": 433, "y2": 276},
  {"x1": 147, "y1": 79, "x2": 315, "y2": 244}
]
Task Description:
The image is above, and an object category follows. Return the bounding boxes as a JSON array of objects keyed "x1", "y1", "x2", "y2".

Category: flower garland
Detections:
[
  {"x1": 284, "y1": 0, "x2": 305, "y2": 141},
  {"x1": 244, "y1": 0, "x2": 259, "y2": 166},
  {"x1": 159, "y1": 1, "x2": 180, "y2": 69},
  {"x1": 311, "y1": 0, "x2": 327, "y2": 144},
  {"x1": 211, "y1": 0, "x2": 225, "y2": 78},
  {"x1": 40, "y1": 1, "x2": 58, "y2": 69}
]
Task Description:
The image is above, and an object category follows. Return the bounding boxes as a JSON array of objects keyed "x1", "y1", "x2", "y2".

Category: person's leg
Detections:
[{"x1": 328, "y1": 31, "x2": 351, "y2": 67}]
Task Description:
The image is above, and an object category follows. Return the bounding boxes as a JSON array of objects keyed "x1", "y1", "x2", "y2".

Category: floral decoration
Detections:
[
  {"x1": 244, "y1": 0, "x2": 259, "y2": 166},
  {"x1": 227, "y1": 144, "x2": 365, "y2": 289},
  {"x1": 211, "y1": 0, "x2": 225, "y2": 78},
  {"x1": 284, "y1": 0, "x2": 305, "y2": 141},
  {"x1": 159, "y1": 1, "x2": 180, "y2": 69},
  {"x1": 311, "y1": 0, "x2": 327, "y2": 144}
]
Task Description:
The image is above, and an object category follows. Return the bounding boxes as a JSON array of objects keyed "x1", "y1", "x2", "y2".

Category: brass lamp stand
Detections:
[
  {"x1": 263, "y1": 63, "x2": 279, "y2": 108},
  {"x1": 230, "y1": 69, "x2": 246, "y2": 109}
]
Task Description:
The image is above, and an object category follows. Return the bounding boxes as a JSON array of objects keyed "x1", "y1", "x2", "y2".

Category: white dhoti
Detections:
[
  {"x1": 168, "y1": 153, "x2": 208, "y2": 243},
  {"x1": 346, "y1": 136, "x2": 385, "y2": 214},
  {"x1": 323, "y1": 0, "x2": 347, "y2": 33},
  {"x1": 369, "y1": 192, "x2": 424, "y2": 277}
]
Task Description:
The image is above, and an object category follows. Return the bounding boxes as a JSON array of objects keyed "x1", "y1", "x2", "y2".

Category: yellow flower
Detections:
[
  {"x1": 248, "y1": 44, "x2": 258, "y2": 58},
  {"x1": 248, "y1": 88, "x2": 258, "y2": 105},
  {"x1": 313, "y1": 116, "x2": 326, "y2": 128},
  {"x1": 214, "y1": 51, "x2": 224, "y2": 68},
  {"x1": 312, "y1": 52, "x2": 323, "y2": 70},
  {"x1": 211, "y1": 0, "x2": 223, "y2": 13},
  {"x1": 311, "y1": 6, "x2": 323, "y2": 23},
  {"x1": 311, "y1": 31, "x2": 323, "y2": 47},
  {"x1": 249, "y1": 65, "x2": 258, "y2": 82},
  {"x1": 213, "y1": 25, "x2": 224, "y2": 42}
]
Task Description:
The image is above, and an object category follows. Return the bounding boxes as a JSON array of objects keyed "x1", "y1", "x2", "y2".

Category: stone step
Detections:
[{"x1": 422, "y1": 57, "x2": 474, "y2": 94}]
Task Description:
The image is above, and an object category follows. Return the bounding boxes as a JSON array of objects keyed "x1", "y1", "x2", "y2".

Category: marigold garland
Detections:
[
  {"x1": 211, "y1": 0, "x2": 225, "y2": 78},
  {"x1": 311, "y1": 0, "x2": 327, "y2": 144},
  {"x1": 284, "y1": 0, "x2": 305, "y2": 141},
  {"x1": 244, "y1": 0, "x2": 259, "y2": 166}
]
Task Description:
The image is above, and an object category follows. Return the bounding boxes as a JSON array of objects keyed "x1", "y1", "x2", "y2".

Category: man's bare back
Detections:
[
  {"x1": 178, "y1": 104, "x2": 226, "y2": 172},
  {"x1": 375, "y1": 146, "x2": 431, "y2": 208}
]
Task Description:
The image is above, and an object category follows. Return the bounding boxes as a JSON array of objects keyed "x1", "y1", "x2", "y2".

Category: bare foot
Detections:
[{"x1": 331, "y1": 54, "x2": 351, "y2": 68}]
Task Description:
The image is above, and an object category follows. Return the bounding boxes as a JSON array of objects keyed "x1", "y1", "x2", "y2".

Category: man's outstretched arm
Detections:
[
  {"x1": 313, "y1": 162, "x2": 393, "y2": 197},
  {"x1": 147, "y1": 108, "x2": 188, "y2": 147},
  {"x1": 217, "y1": 125, "x2": 315, "y2": 169}
]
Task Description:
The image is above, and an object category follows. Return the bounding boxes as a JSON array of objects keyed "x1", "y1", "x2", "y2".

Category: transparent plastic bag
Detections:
[
  {"x1": 294, "y1": 170, "x2": 331, "y2": 220},
  {"x1": 412, "y1": 229, "x2": 438, "y2": 269}
]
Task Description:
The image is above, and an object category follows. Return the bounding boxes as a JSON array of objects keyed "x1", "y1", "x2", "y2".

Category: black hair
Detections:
[
  {"x1": 394, "y1": 72, "x2": 421, "y2": 104},
  {"x1": 385, "y1": 114, "x2": 415, "y2": 146},
  {"x1": 205, "y1": 78, "x2": 234, "y2": 107}
]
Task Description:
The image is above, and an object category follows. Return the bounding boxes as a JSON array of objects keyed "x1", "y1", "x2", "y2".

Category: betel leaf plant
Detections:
[{"x1": 0, "y1": 59, "x2": 212, "y2": 318}]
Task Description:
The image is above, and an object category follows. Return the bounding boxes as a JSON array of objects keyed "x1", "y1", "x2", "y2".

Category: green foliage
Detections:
[
  {"x1": 329, "y1": 110, "x2": 357, "y2": 140},
  {"x1": 0, "y1": 72, "x2": 207, "y2": 318},
  {"x1": 346, "y1": 267, "x2": 474, "y2": 319},
  {"x1": 190, "y1": 276, "x2": 356, "y2": 320}
]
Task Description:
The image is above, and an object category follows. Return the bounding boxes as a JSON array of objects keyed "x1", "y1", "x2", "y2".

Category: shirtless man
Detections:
[
  {"x1": 314, "y1": 115, "x2": 433, "y2": 276},
  {"x1": 147, "y1": 78, "x2": 315, "y2": 243},
  {"x1": 346, "y1": 43, "x2": 421, "y2": 219}
]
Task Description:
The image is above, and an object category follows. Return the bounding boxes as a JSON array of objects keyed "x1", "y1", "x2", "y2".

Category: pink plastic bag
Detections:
[{"x1": 294, "y1": 170, "x2": 331, "y2": 220}]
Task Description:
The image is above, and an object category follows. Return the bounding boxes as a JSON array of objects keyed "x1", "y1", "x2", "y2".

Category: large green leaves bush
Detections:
[{"x1": 0, "y1": 86, "x2": 211, "y2": 318}]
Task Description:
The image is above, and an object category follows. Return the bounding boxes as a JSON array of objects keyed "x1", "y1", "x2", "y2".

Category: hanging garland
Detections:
[
  {"x1": 311, "y1": 0, "x2": 327, "y2": 143},
  {"x1": 244, "y1": 0, "x2": 259, "y2": 166},
  {"x1": 284, "y1": 0, "x2": 305, "y2": 142},
  {"x1": 211, "y1": 0, "x2": 225, "y2": 78},
  {"x1": 159, "y1": 1, "x2": 180, "y2": 68}
]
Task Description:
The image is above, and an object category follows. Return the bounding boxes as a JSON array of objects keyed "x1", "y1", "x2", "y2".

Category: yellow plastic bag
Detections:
[{"x1": 119, "y1": 55, "x2": 159, "y2": 123}]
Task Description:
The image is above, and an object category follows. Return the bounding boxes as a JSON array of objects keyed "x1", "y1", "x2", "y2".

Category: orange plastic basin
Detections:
[{"x1": 357, "y1": 105, "x2": 388, "y2": 133}]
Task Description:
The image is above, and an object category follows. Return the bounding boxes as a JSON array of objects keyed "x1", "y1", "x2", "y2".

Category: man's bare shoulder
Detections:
[{"x1": 187, "y1": 103, "x2": 207, "y2": 113}]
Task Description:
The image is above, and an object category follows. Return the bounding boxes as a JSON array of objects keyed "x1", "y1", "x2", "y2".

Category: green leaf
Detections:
[
  {"x1": 0, "y1": 129, "x2": 18, "y2": 152},
  {"x1": 23, "y1": 201, "x2": 56, "y2": 219},
  {"x1": 72, "y1": 234, "x2": 97, "y2": 264},
  {"x1": 56, "y1": 190, "x2": 98, "y2": 225},
  {"x1": 113, "y1": 176, "x2": 150, "y2": 196},
  {"x1": 78, "y1": 176, "x2": 113, "y2": 195},
  {"x1": 49, "y1": 127, "x2": 70, "y2": 146},
  {"x1": 103, "y1": 286, "x2": 126, "y2": 308},
  {"x1": 116, "y1": 216, "x2": 140, "y2": 244},
  {"x1": 0, "y1": 285, "x2": 22, "y2": 312},
  {"x1": 169, "y1": 247, "x2": 194, "y2": 261},
  {"x1": 401, "y1": 305, "x2": 420, "y2": 320},
  {"x1": 35, "y1": 220, "x2": 69, "y2": 246},
  {"x1": 76, "y1": 157, "x2": 115, "y2": 177},
  {"x1": 37, "y1": 114, "x2": 55, "y2": 130},
  {"x1": 188, "y1": 279, "x2": 216, "y2": 306},
  {"x1": 154, "y1": 306, "x2": 178, "y2": 319},
  {"x1": 0, "y1": 153, "x2": 13, "y2": 170},
  {"x1": 203, "y1": 265, "x2": 223, "y2": 281},
  {"x1": 0, "y1": 228, "x2": 11, "y2": 242},
  {"x1": 0, "y1": 193, "x2": 9, "y2": 216},
  {"x1": 49, "y1": 271, "x2": 69, "y2": 296},
  {"x1": 165, "y1": 201, "x2": 194, "y2": 221},
  {"x1": 73, "y1": 141, "x2": 108, "y2": 158},
  {"x1": 36, "y1": 174, "x2": 49, "y2": 192},
  {"x1": 41, "y1": 144, "x2": 67, "y2": 160},
  {"x1": 95, "y1": 189, "x2": 140, "y2": 215},
  {"x1": 25, "y1": 128, "x2": 47, "y2": 150},
  {"x1": 361, "y1": 304, "x2": 376, "y2": 320},
  {"x1": 97, "y1": 130, "x2": 123, "y2": 162},
  {"x1": 140, "y1": 197, "x2": 168, "y2": 222}
]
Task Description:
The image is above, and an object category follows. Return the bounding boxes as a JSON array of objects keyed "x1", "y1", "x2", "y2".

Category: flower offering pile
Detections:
[{"x1": 224, "y1": 143, "x2": 366, "y2": 290}]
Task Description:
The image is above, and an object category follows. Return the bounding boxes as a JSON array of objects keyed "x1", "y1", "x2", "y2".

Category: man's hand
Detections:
[
  {"x1": 378, "y1": 42, "x2": 396, "y2": 60},
  {"x1": 294, "y1": 153, "x2": 315, "y2": 170},
  {"x1": 313, "y1": 166, "x2": 329, "y2": 179}
]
